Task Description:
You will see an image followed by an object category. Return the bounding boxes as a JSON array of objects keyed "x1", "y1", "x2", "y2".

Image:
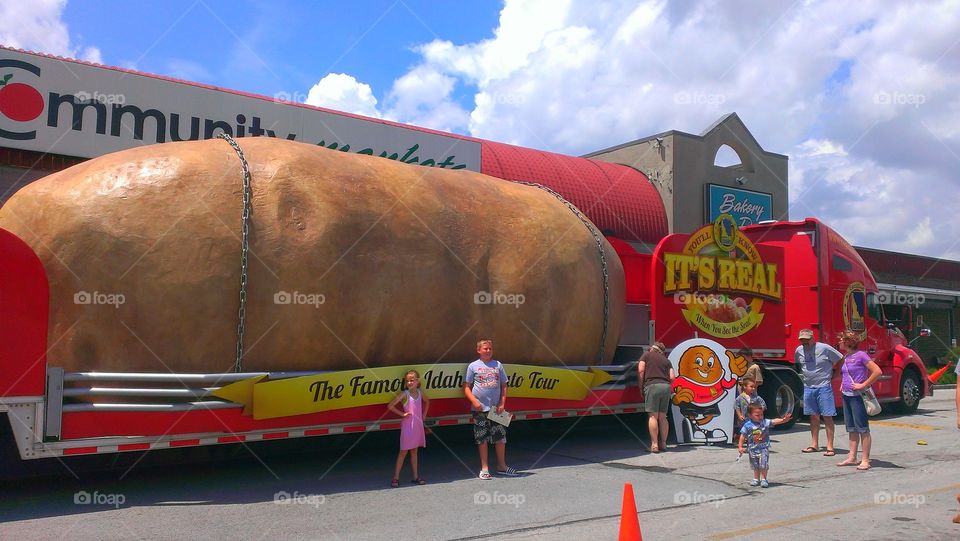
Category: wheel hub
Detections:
[
  {"x1": 903, "y1": 378, "x2": 919, "y2": 407},
  {"x1": 776, "y1": 384, "x2": 795, "y2": 417}
]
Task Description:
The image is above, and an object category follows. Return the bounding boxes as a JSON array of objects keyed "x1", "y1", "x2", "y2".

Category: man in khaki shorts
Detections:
[{"x1": 638, "y1": 342, "x2": 675, "y2": 453}]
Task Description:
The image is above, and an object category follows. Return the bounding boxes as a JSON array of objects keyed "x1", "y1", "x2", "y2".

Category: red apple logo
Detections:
[{"x1": 0, "y1": 73, "x2": 44, "y2": 122}]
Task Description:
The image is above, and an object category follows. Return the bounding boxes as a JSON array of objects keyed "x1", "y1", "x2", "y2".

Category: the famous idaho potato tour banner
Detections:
[{"x1": 213, "y1": 364, "x2": 613, "y2": 420}]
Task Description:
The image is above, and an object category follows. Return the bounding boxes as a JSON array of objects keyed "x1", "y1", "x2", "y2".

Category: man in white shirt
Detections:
[{"x1": 795, "y1": 329, "x2": 843, "y2": 456}]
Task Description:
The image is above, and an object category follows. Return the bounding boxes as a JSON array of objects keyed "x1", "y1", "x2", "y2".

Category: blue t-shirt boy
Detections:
[
  {"x1": 739, "y1": 418, "x2": 773, "y2": 452},
  {"x1": 465, "y1": 359, "x2": 507, "y2": 412}
]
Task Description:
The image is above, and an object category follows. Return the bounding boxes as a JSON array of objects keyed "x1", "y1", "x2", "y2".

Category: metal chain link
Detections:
[
  {"x1": 217, "y1": 133, "x2": 252, "y2": 373},
  {"x1": 515, "y1": 182, "x2": 610, "y2": 362}
]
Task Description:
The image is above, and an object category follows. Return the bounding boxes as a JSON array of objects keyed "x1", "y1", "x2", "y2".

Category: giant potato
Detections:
[{"x1": 0, "y1": 137, "x2": 624, "y2": 373}]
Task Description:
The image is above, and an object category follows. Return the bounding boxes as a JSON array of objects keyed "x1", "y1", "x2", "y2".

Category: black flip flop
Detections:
[{"x1": 801, "y1": 446, "x2": 818, "y2": 453}]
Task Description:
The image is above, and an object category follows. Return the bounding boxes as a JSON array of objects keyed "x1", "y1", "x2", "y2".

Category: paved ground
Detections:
[{"x1": 0, "y1": 389, "x2": 958, "y2": 540}]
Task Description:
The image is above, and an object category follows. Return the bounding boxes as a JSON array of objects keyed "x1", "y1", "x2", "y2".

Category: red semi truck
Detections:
[
  {"x1": 0, "y1": 201, "x2": 932, "y2": 464},
  {"x1": 618, "y1": 214, "x2": 932, "y2": 425}
]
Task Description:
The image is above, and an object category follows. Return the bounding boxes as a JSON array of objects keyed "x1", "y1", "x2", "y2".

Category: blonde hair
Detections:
[
  {"x1": 404, "y1": 369, "x2": 421, "y2": 389},
  {"x1": 476, "y1": 339, "x2": 493, "y2": 349}
]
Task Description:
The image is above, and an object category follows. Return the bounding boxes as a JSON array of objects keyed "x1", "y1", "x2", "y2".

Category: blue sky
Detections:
[
  {"x1": 61, "y1": 0, "x2": 500, "y2": 118},
  {"x1": 2, "y1": 0, "x2": 959, "y2": 259}
]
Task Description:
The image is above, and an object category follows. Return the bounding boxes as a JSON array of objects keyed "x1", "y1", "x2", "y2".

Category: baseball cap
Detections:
[{"x1": 798, "y1": 329, "x2": 814, "y2": 340}]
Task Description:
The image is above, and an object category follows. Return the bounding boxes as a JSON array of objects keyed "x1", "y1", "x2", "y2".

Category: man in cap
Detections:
[{"x1": 795, "y1": 328, "x2": 843, "y2": 455}]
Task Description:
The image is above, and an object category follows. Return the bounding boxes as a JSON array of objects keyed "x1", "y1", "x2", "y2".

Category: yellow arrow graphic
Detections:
[{"x1": 211, "y1": 363, "x2": 613, "y2": 420}]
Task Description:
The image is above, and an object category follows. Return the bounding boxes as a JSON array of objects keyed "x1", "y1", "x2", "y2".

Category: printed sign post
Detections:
[{"x1": 668, "y1": 338, "x2": 747, "y2": 444}]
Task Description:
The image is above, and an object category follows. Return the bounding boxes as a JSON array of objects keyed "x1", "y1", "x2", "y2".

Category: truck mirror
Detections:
[{"x1": 900, "y1": 305, "x2": 913, "y2": 331}]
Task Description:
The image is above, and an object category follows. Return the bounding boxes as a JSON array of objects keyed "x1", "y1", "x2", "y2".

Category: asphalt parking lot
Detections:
[{"x1": 1, "y1": 388, "x2": 958, "y2": 540}]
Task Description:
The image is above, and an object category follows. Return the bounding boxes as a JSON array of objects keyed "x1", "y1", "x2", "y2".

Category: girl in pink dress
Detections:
[{"x1": 388, "y1": 370, "x2": 430, "y2": 487}]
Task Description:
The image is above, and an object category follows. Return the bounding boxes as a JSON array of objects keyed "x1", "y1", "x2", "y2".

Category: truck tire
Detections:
[
  {"x1": 894, "y1": 367, "x2": 922, "y2": 414},
  {"x1": 758, "y1": 368, "x2": 801, "y2": 429}
]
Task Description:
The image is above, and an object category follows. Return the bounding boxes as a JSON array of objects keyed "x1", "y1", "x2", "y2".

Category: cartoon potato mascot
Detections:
[{"x1": 672, "y1": 345, "x2": 748, "y2": 442}]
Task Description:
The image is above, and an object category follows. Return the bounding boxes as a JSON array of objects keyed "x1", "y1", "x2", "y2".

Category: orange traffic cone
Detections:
[
  {"x1": 618, "y1": 483, "x2": 643, "y2": 541},
  {"x1": 928, "y1": 363, "x2": 953, "y2": 384}
]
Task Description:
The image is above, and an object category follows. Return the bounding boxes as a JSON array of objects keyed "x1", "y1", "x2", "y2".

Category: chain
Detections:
[
  {"x1": 515, "y1": 182, "x2": 610, "y2": 362},
  {"x1": 218, "y1": 133, "x2": 252, "y2": 373}
]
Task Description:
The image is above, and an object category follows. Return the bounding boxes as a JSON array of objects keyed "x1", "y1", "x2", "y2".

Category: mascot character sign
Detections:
[{"x1": 668, "y1": 338, "x2": 748, "y2": 444}]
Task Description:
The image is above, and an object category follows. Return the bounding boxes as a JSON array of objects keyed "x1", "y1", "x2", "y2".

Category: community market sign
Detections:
[{"x1": 0, "y1": 48, "x2": 480, "y2": 169}]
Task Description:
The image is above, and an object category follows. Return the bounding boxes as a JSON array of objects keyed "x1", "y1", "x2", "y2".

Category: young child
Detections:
[
  {"x1": 738, "y1": 403, "x2": 791, "y2": 488},
  {"x1": 734, "y1": 377, "x2": 766, "y2": 432},
  {"x1": 464, "y1": 339, "x2": 520, "y2": 479},
  {"x1": 387, "y1": 369, "x2": 430, "y2": 487},
  {"x1": 738, "y1": 348, "x2": 763, "y2": 390}
]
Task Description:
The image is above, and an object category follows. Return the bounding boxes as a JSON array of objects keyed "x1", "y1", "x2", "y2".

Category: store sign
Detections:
[
  {"x1": 0, "y1": 49, "x2": 480, "y2": 169},
  {"x1": 706, "y1": 184, "x2": 773, "y2": 226}
]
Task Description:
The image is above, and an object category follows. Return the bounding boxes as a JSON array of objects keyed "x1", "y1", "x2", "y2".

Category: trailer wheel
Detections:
[
  {"x1": 894, "y1": 368, "x2": 922, "y2": 414},
  {"x1": 758, "y1": 369, "x2": 801, "y2": 429}
]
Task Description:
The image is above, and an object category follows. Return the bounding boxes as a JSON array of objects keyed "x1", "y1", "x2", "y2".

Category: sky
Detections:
[{"x1": 1, "y1": 0, "x2": 959, "y2": 259}]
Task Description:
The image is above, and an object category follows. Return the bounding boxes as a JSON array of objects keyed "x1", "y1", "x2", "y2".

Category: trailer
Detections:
[
  {"x1": 0, "y1": 224, "x2": 650, "y2": 462},
  {"x1": 0, "y1": 210, "x2": 934, "y2": 464}
]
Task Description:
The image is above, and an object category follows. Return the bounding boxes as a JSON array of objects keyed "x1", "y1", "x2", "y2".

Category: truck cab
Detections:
[
  {"x1": 747, "y1": 218, "x2": 931, "y2": 414},
  {"x1": 645, "y1": 216, "x2": 931, "y2": 424}
]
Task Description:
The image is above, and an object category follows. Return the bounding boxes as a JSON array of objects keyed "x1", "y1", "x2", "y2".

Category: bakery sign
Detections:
[
  {"x1": 660, "y1": 214, "x2": 783, "y2": 338},
  {"x1": 706, "y1": 184, "x2": 773, "y2": 226}
]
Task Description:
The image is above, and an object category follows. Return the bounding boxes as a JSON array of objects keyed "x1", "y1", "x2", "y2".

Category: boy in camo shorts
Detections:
[{"x1": 464, "y1": 339, "x2": 520, "y2": 479}]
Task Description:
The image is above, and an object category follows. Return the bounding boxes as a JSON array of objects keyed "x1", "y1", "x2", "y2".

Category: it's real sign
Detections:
[
  {"x1": 652, "y1": 214, "x2": 785, "y2": 351},
  {"x1": 0, "y1": 48, "x2": 480, "y2": 170}
]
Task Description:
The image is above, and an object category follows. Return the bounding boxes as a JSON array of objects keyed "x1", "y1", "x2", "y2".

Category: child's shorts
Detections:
[
  {"x1": 473, "y1": 411, "x2": 507, "y2": 445},
  {"x1": 748, "y1": 448, "x2": 769, "y2": 470}
]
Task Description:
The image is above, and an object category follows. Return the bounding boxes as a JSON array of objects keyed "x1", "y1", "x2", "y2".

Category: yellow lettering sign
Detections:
[{"x1": 211, "y1": 364, "x2": 613, "y2": 420}]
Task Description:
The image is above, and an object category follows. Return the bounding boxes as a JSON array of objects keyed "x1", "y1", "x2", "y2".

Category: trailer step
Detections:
[{"x1": 24, "y1": 405, "x2": 646, "y2": 459}]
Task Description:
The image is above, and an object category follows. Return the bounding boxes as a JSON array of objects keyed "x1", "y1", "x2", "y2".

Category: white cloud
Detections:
[
  {"x1": 366, "y1": 0, "x2": 960, "y2": 259},
  {"x1": 796, "y1": 139, "x2": 848, "y2": 158},
  {"x1": 789, "y1": 149, "x2": 958, "y2": 258},
  {"x1": 0, "y1": 0, "x2": 101, "y2": 62},
  {"x1": 304, "y1": 73, "x2": 381, "y2": 119},
  {"x1": 382, "y1": 65, "x2": 469, "y2": 133}
]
